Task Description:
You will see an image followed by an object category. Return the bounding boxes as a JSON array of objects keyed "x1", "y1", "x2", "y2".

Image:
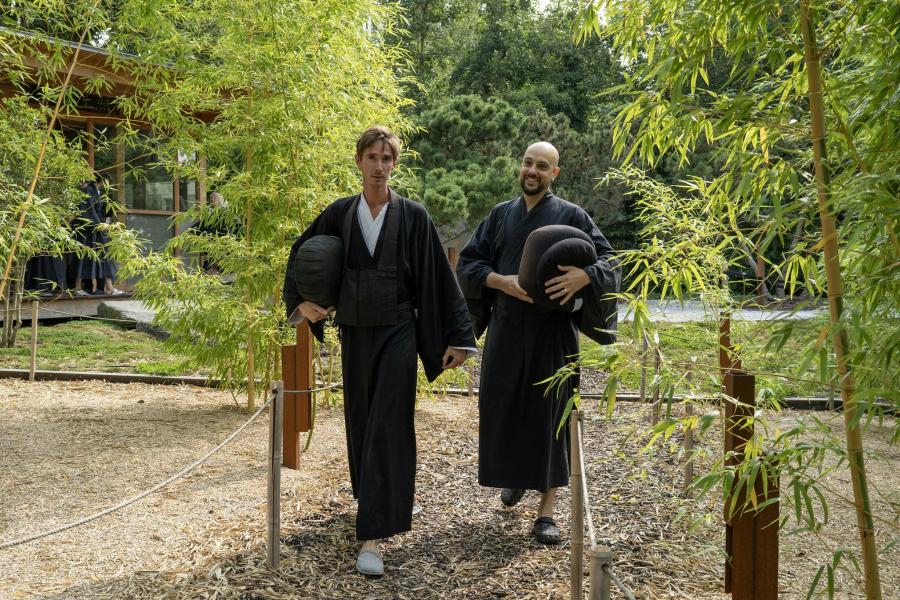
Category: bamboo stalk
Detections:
[
  {"x1": 684, "y1": 365, "x2": 694, "y2": 495},
  {"x1": 799, "y1": 3, "x2": 881, "y2": 597},
  {"x1": 245, "y1": 88, "x2": 255, "y2": 413},
  {"x1": 1, "y1": 13, "x2": 98, "y2": 300},
  {"x1": 639, "y1": 333, "x2": 648, "y2": 402},
  {"x1": 650, "y1": 344, "x2": 661, "y2": 424},
  {"x1": 327, "y1": 338, "x2": 336, "y2": 406}
]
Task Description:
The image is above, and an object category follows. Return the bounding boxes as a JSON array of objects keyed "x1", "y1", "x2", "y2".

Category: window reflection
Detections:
[{"x1": 124, "y1": 134, "x2": 174, "y2": 211}]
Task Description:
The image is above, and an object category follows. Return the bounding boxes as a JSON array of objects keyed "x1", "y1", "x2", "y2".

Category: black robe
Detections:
[
  {"x1": 456, "y1": 193, "x2": 619, "y2": 491},
  {"x1": 71, "y1": 185, "x2": 104, "y2": 282},
  {"x1": 283, "y1": 190, "x2": 475, "y2": 540},
  {"x1": 25, "y1": 255, "x2": 66, "y2": 294}
]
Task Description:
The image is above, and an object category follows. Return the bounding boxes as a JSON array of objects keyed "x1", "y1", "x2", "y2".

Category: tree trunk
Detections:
[
  {"x1": 245, "y1": 89, "x2": 255, "y2": 413},
  {"x1": 799, "y1": 3, "x2": 882, "y2": 597},
  {"x1": 779, "y1": 217, "x2": 806, "y2": 297}
]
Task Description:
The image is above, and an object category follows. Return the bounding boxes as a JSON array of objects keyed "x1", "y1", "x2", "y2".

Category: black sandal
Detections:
[
  {"x1": 533, "y1": 517, "x2": 561, "y2": 544},
  {"x1": 501, "y1": 487, "x2": 526, "y2": 507}
]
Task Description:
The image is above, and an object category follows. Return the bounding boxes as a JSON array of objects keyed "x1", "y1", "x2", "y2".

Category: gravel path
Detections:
[{"x1": 1, "y1": 378, "x2": 895, "y2": 599}]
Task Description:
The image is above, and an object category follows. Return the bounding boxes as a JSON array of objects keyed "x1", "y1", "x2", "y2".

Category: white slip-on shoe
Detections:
[{"x1": 356, "y1": 550, "x2": 384, "y2": 576}]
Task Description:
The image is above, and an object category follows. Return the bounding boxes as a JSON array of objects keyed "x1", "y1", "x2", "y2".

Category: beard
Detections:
[{"x1": 519, "y1": 174, "x2": 547, "y2": 196}]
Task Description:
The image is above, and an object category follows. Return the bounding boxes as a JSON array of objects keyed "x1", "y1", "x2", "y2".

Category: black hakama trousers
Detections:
[
  {"x1": 340, "y1": 312, "x2": 418, "y2": 540},
  {"x1": 25, "y1": 255, "x2": 66, "y2": 294},
  {"x1": 478, "y1": 295, "x2": 577, "y2": 491}
]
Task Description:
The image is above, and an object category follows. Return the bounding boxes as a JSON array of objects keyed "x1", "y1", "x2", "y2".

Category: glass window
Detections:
[
  {"x1": 179, "y1": 179, "x2": 196, "y2": 211},
  {"x1": 124, "y1": 133, "x2": 174, "y2": 211},
  {"x1": 125, "y1": 213, "x2": 174, "y2": 251}
]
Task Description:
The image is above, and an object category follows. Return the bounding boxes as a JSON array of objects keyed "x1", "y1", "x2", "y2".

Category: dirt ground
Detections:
[{"x1": 0, "y1": 378, "x2": 896, "y2": 599}]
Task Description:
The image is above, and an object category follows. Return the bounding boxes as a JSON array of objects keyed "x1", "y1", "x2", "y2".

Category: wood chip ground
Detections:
[{"x1": 0, "y1": 378, "x2": 896, "y2": 599}]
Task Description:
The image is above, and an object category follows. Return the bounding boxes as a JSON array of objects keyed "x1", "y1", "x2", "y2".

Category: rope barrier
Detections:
[
  {"x1": 574, "y1": 411, "x2": 638, "y2": 600},
  {"x1": 282, "y1": 382, "x2": 342, "y2": 394},
  {"x1": 577, "y1": 417, "x2": 597, "y2": 547},
  {"x1": 602, "y1": 564, "x2": 637, "y2": 600},
  {"x1": 0, "y1": 390, "x2": 276, "y2": 551}
]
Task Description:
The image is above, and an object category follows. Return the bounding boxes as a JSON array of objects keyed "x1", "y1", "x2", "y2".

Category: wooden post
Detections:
[
  {"x1": 281, "y1": 322, "x2": 313, "y2": 470},
  {"x1": 29, "y1": 300, "x2": 38, "y2": 381},
  {"x1": 267, "y1": 381, "x2": 284, "y2": 570},
  {"x1": 639, "y1": 334, "x2": 648, "y2": 403},
  {"x1": 724, "y1": 370, "x2": 754, "y2": 594},
  {"x1": 587, "y1": 545, "x2": 612, "y2": 600},
  {"x1": 719, "y1": 313, "x2": 743, "y2": 377},
  {"x1": 570, "y1": 410, "x2": 584, "y2": 600}
]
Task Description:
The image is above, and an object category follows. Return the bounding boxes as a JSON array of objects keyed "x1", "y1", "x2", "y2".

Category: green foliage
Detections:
[
  {"x1": 0, "y1": 97, "x2": 94, "y2": 273},
  {"x1": 391, "y1": 1, "x2": 632, "y2": 240},
  {"x1": 404, "y1": 95, "x2": 522, "y2": 228},
  {"x1": 0, "y1": 319, "x2": 189, "y2": 375},
  {"x1": 568, "y1": 0, "x2": 899, "y2": 593},
  {"x1": 84, "y1": 0, "x2": 411, "y2": 398}
]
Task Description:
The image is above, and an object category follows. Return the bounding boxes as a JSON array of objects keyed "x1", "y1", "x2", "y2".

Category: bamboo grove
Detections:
[{"x1": 569, "y1": 1, "x2": 898, "y2": 597}]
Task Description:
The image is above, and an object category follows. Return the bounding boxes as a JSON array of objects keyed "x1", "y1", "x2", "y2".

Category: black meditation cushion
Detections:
[
  {"x1": 518, "y1": 225, "x2": 597, "y2": 311},
  {"x1": 291, "y1": 235, "x2": 343, "y2": 308}
]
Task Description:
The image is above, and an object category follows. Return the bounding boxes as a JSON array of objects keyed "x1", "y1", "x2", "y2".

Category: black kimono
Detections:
[
  {"x1": 456, "y1": 192, "x2": 619, "y2": 491},
  {"x1": 70, "y1": 183, "x2": 104, "y2": 282},
  {"x1": 283, "y1": 189, "x2": 475, "y2": 540}
]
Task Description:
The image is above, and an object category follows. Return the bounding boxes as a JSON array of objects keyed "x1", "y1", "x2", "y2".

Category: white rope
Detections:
[
  {"x1": 282, "y1": 382, "x2": 342, "y2": 394},
  {"x1": 0, "y1": 391, "x2": 276, "y2": 550},
  {"x1": 602, "y1": 564, "x2": 637, "y2": 600},
  {"x1": 578, "y1": 414, "x2": 637, "y2": 600},
  {"x1": 577, "y1": 417, "x2": 597, "y2": 547}
]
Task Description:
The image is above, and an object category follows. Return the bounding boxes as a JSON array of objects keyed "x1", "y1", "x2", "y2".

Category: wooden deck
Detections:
[{"x1": 1, "y1": 292, "x2": 134, "y2": 323}]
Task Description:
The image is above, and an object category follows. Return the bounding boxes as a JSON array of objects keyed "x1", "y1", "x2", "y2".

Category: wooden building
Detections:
[{"x1": 1, "y1": 30, "x2": 211, "y2": 253}]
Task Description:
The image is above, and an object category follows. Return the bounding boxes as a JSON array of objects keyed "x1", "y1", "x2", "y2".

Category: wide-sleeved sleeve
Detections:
[
  {"x1": 410, "y1": 204, "x2": 476, "y2": 382},
  {"x1": 570, "y1": 209, "x2": 621, "y2": 344},
  {"x1": 282, "y1": 203, "x2": 343, "y2": 341},
  {"x1": 455, "y1": 208, "x2": 499, "y2": 300}
]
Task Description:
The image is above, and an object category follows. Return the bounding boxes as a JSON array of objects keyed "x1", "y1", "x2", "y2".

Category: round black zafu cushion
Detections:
[
  {"x1": 291, "y1": 235, "x2": 343, "y2": 308},
  {"x1": 518, "y1": 225, "x2": 597, "y2": 311}
]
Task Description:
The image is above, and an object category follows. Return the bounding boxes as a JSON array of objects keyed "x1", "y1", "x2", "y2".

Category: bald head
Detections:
[
  {"x1": 519, "y1": 141, "x2": 561, "y2": 200},
  {"x1": 524, "y1": 141, "x2": 560, "y2": 169}
]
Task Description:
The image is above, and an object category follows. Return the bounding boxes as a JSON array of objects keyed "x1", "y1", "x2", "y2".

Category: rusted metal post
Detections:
[
  {"x1": 281, "y1": 322, "x2": 313, "y2": 469},
  {"x1": 587, "y1": 545, "x2": 612, "y2": 600},
  {"x1": 267, "y1": 381, "x2": 284, "y2": 570},
  {"x1": 724, "y1": 370, "x2": 778, "y2": 599},
  {"x1": 29, "y1": 300, "x2": 38, "y2": 381},
  {"x1": 570, "y1": 410, "x2": 584, "y2": 600}
]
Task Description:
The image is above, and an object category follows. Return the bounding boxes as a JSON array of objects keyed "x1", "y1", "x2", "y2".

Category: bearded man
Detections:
[{"x1": 456, "y1": 141, "x2": 619, "y2": 544}]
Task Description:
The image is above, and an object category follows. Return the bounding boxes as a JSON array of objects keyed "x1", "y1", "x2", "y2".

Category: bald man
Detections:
[{"x1": 456, "y1": 142, "x2": 619, "y2": 544}]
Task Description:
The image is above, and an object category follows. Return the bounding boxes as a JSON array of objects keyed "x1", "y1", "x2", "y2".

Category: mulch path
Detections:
[{"x1": 0, "y1": 378, "x2": 896, "y2": 599}]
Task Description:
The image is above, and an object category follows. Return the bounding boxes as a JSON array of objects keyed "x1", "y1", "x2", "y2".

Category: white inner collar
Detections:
[{"x1": 357, "y1": 192, "x2": 389, "y2": 257}]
